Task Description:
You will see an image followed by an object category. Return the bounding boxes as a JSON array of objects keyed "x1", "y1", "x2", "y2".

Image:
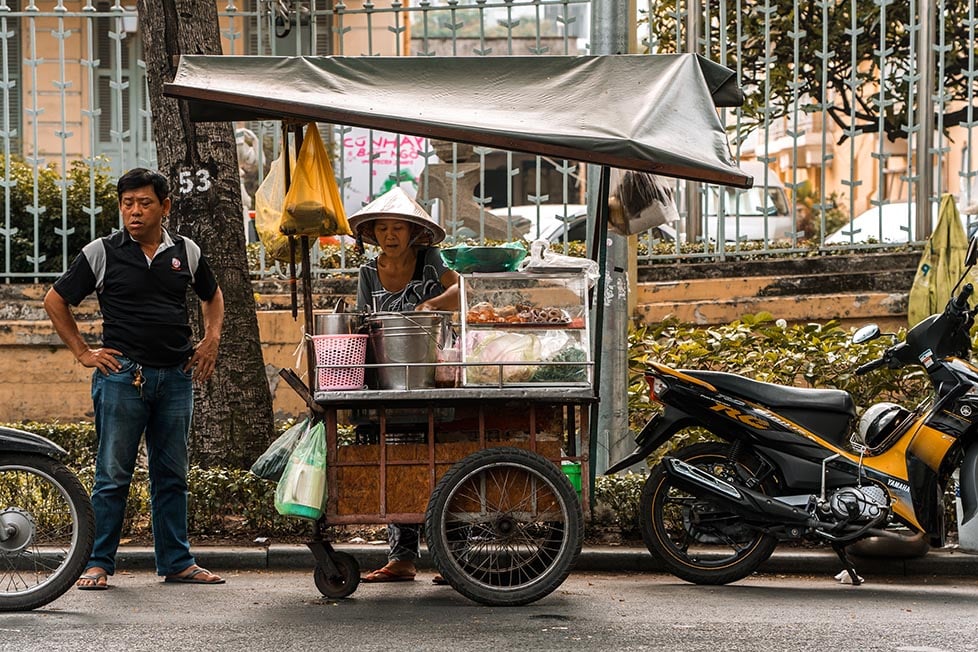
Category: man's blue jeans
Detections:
[{"x1": 89, "y1": 357, "x2": 196, "y2": 576}]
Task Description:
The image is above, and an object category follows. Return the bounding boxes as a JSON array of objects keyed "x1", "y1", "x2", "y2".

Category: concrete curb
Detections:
[{"x1": 114, "y1": 544, "x2": 978, "y2": 577}]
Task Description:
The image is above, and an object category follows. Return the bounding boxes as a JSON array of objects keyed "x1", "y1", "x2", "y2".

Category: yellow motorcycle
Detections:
[{"x1": 607, "y1": 237, "x2": 978, "y2": 585}]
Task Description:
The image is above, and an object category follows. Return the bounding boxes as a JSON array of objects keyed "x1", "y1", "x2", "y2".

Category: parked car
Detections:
[
  {"x1": 494, "y1": 204, "x2": 589, "y2": 242},
  {"x1": 497, "y1": 204, "x2": 676, "y2": 244},
  {"x1": 701, "y1": 161, "x2": 794, "y2": 241},
  {"x1": 823, "y1": 202, "x2": 957, "y2": 244}
]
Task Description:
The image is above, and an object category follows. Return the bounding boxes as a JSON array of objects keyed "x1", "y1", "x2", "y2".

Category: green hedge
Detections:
[
  {"x1": 1, "y1": 156, "x2": 118, "y2": 274},
  {"x1": 4, "y1": 315, "x2": 942, "y2": 541}
]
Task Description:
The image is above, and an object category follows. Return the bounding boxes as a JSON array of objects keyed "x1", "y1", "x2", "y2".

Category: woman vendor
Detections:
[{"x1": 348, "y1": 186, "x2": 459, "y2": 583}]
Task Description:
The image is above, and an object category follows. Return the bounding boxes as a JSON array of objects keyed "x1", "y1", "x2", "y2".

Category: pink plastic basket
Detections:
[{"x1": 313, "y1": 334, "x2": 368, "y2": 391}]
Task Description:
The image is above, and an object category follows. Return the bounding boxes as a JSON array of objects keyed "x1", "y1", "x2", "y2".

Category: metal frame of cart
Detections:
[{"x1": 163, "y1": 54, "x2": 750, "y2": 606}]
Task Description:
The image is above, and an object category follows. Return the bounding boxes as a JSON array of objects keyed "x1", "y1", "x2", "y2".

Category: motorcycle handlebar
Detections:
[
  {"x1": 952, "y1": 283, "x2": 974, "y2": 311},
  {"x1": 855, "y1": 358, "x2": 887, "y2": 376}
]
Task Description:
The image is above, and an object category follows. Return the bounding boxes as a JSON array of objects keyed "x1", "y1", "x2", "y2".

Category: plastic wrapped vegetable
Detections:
[
  {"x1": 530, "y1": 346, "x2": 588, "y2": 382},
  {"x1": 466, "y1": 331, "x2": 541, "y2": 384}
]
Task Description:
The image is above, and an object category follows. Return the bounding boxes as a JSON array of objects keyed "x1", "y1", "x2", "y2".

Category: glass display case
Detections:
[{"x1": 459, "y1": 271, "x2": 592, "y2": 387}]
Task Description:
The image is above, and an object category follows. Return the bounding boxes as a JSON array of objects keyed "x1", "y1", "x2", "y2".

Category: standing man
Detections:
[{"x1": 44, "y1": 168, "x2": 226, "y2": 590}]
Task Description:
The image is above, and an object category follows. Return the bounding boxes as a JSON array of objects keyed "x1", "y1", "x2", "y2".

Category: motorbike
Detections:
[
  {"x1": 0, "y1": 426, "x2": 94, "y2": 610},
  {"x1": 606, "y1": 236, "x2": 978, "y2": 586}
]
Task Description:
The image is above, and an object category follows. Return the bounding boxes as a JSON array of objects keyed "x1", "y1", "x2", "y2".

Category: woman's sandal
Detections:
[{"x1": 361, "y1": 567, "x2": 416, "y2": 582}]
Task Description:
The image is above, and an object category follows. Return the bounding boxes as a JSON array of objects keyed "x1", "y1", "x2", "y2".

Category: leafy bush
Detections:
[
  {"x1": 592, "y1": 472, "x2": 645, "y2": 538},
  {"x1": 625, "y1": 314, "x2": 930, "y2": 463},
  {"x1": 1, "y1": 156, "x2": 117, "y2": 274},
  {"x1": 2, "y1": 315, "x2": 944, "y2": 542}
]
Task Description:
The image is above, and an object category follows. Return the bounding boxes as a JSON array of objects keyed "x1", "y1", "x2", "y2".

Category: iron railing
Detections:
[{"x1": 0, "y1": 0, "x2": 975, "y2": 281}]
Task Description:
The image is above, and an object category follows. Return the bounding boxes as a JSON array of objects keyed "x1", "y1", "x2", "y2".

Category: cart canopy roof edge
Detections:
[{"x1": 163, "y1": 53, "x2": 752, "y2": 189}]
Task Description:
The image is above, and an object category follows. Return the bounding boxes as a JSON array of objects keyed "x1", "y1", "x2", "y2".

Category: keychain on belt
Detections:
[{"x1": 131, "y1": 364, "x2": 144, "y2": 398}]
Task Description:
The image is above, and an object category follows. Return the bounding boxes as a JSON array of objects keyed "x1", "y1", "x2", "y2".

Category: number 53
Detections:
[{"x1": 178, "y1": 169, "x2": 212, "y2": 194}]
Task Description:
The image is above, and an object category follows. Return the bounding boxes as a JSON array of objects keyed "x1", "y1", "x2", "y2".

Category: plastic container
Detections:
[
  {"x1": 276, "y1": 459, "x2": 326, "y2": 520},
  {"x1": 313, "y1": 334, "x2": 368, "y2": 390}
]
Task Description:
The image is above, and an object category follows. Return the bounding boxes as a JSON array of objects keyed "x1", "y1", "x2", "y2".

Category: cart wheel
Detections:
[
  {"x1": 425, "y1": 447, "x2": 583, "y2": 607},
  {"x1": 313, "y1": 551, "x2": 360, "y2": 599}
]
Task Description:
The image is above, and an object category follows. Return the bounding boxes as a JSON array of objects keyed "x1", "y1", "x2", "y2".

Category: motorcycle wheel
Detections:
[
  {"x1": 0, "y1": 453, "x2": 94, "y2": 611},
  {"x1": 640, "y1": 442, "x2": 778, "y2": 585}
]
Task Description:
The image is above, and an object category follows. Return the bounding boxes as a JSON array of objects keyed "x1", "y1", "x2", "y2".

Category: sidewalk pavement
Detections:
[{"x1": 113, "y1": 543, "x2": 978, "y2": 578}]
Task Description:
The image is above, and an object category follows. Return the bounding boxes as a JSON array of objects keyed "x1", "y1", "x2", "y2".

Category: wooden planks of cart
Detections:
[{"x1": 163, "y1": 53, "x2": 752, "y2": 606}]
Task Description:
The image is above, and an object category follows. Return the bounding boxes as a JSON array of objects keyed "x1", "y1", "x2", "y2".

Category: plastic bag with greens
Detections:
[{"x1": 250, "y1": 417, "x2": 310, "y2": 481}]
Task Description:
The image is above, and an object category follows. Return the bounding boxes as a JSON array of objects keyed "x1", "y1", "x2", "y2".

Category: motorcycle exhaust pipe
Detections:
[{"x1": 662, "y1": 456, "x2": 812, "y2": 525}]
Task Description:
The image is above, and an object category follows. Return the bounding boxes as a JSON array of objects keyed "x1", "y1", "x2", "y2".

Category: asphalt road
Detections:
[{"x1": 3, "y1": 570, "x2": 978, "y2": 652}]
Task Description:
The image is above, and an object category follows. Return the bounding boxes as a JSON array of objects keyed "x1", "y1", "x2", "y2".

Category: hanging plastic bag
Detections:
[
  {"x1": 280, "y1": 123, "x2": 351, "y2": 238},
  {"x1": 519, "y1": 239, "x2": 600, "y2": 287},
  {"x1": 608, "y1": 169, "x2": 679, "y2": 236},
  {"x1": 249, "y1": 417, "x2": 310, "y2": 482},
  {"x1": 254, "y1": 151, "x2": 312, "y2": 263},
  {"x1": 274, "y1": 420, "x2": 327, "y2": 521}
]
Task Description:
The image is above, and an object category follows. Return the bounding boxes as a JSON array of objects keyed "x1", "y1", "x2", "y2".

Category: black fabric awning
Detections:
[{"x1": 163, "y1": 53, "x2": 751, "y2": 189}]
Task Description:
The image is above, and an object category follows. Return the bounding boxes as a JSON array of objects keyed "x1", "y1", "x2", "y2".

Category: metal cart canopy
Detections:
[{"x1": 163, "y1": 53, "x2": 751, "y2": 189}]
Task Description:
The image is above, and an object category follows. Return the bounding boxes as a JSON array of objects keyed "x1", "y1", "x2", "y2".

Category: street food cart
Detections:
[{"x1": 163, "y1": 53, "x2": 751, "y2": 606}]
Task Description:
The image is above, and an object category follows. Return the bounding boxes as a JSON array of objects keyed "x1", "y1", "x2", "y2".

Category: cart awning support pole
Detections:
[{"x1": 588, "y1": 165, "x2": 611, "y2": 505}]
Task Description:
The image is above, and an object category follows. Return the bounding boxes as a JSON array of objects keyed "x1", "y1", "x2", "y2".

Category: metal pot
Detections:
[
  {"x1": 363, "y1": 311, "x2": 452, "y2": 389},
  {"x1": 313, "y1": 312, "x2": 362, "y2": 335}
]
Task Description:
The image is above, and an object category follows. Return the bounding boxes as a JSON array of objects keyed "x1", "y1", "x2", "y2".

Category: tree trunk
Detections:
[{"x1": 137, "y1": 0, "x2": 275, "y2": 468}]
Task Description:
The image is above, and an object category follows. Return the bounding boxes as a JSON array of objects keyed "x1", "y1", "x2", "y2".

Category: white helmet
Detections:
[{"x1": 856, "y1": 402, "x2": 909, "y2": 450}]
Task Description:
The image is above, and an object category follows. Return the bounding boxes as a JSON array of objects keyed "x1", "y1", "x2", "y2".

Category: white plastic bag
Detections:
[
  {"x1": 274, "y1": 421, "x2": 327, "y2": 521},
  {"x1": 519, "y1": 239, "x2": 599, "y2": 287}
]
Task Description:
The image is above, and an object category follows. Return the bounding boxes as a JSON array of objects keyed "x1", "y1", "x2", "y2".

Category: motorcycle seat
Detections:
[{"x1": 681, "y1": 369, "x2": 856, "y2": 415}]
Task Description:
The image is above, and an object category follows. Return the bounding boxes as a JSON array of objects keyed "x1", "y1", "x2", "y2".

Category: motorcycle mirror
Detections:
[
  {"x1": 967, "y1": 237, "x2": 978, "y2": 267},
  {"x1": 852, "y1": 324, "x2": 881, "y2": 344}
]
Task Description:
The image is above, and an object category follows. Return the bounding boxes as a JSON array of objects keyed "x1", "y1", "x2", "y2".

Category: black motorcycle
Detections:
[
  {"x1": 0, "y1": 426, "x2": 94, "y2": 610},
  {"x1": 607, "y1": 237, "x2": 978, "y2": 586}
]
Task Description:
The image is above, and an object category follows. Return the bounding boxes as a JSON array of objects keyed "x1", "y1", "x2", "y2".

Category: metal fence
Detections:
[{"x1": 1, "y1": 0, "x2": 975, "y2": 281}]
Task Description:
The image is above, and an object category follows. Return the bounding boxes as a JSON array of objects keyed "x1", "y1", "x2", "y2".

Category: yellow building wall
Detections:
[
  {"x1": 20, "y1": 11, "x2": 96, "y2": 162},
  {"x1": 1, "y1": 310, "x2": 309, "y2": 424}
]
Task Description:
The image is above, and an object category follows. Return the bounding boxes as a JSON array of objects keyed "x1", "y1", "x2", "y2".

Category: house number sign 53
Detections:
[{"x1": 178, "y1": 169, "x2": 212, "y2": 194}]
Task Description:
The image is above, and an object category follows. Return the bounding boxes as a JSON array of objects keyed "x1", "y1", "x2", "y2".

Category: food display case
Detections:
[{"x1": 460, "y1": 271, "x2": 592, "y2": 387}]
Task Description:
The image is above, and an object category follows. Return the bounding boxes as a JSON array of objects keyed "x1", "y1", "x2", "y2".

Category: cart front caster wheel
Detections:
[
  {"x1": 425, "y1": 447, "x2": 584, "y2": 607},
  {"x1": 313, "y1": 551, "x2": 360, "y2": 599}
]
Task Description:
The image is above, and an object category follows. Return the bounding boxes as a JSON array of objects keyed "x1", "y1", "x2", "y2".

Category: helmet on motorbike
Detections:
[{"x1": 856, "y1": 402, "x2": 910, "y2": 450}]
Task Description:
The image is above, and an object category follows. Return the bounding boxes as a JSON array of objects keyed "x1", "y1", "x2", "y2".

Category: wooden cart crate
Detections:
[
  {"x1": 321, "y1": 399, "x2": 585, "y2": 524},
  {"x1": 333, "y1": 439, "x2": 563, "y2": 517}
]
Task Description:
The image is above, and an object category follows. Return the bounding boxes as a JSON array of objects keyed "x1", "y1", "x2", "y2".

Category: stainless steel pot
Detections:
[
  {"x1": 313, "y1": 312, "x2": 362, "y2": 335},
  {"x1": 363, "y1": 311, "x2": 452, "y2": 389}
]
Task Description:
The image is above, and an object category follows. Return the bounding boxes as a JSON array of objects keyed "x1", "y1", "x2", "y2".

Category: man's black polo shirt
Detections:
[{"x1": 53, "y1": 229, "x2": 219, "y2": 368}]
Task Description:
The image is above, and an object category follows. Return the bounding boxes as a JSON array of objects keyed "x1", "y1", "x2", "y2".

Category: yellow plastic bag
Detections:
[
  {"x1": 254, "y1": 151, "x2": 309, "y2": 263},
  {"x1": 280, "y1": 123, "x2": 351, "y2": 238}
]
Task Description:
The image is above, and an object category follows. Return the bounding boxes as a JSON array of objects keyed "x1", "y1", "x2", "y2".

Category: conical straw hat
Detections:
[{"x1": 348, "y1": 187, "x2": 445, "y2": 246}]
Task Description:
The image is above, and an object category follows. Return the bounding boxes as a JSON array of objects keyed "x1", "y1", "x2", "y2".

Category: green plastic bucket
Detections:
[{"x1": 561, "y1": 462, "x2": 582, "y2": 497}]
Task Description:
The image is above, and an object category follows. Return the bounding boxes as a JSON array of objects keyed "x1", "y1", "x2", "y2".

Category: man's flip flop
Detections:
[
  {"x1": 164, "y1": 567, "x2": 225, "y2": 585},
  {"x1": 361, "y1": 567, "x2": 415, "y2": 583},
  {"x1": 76, "y1": 571, "x2": 109, "y2": 591}
]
